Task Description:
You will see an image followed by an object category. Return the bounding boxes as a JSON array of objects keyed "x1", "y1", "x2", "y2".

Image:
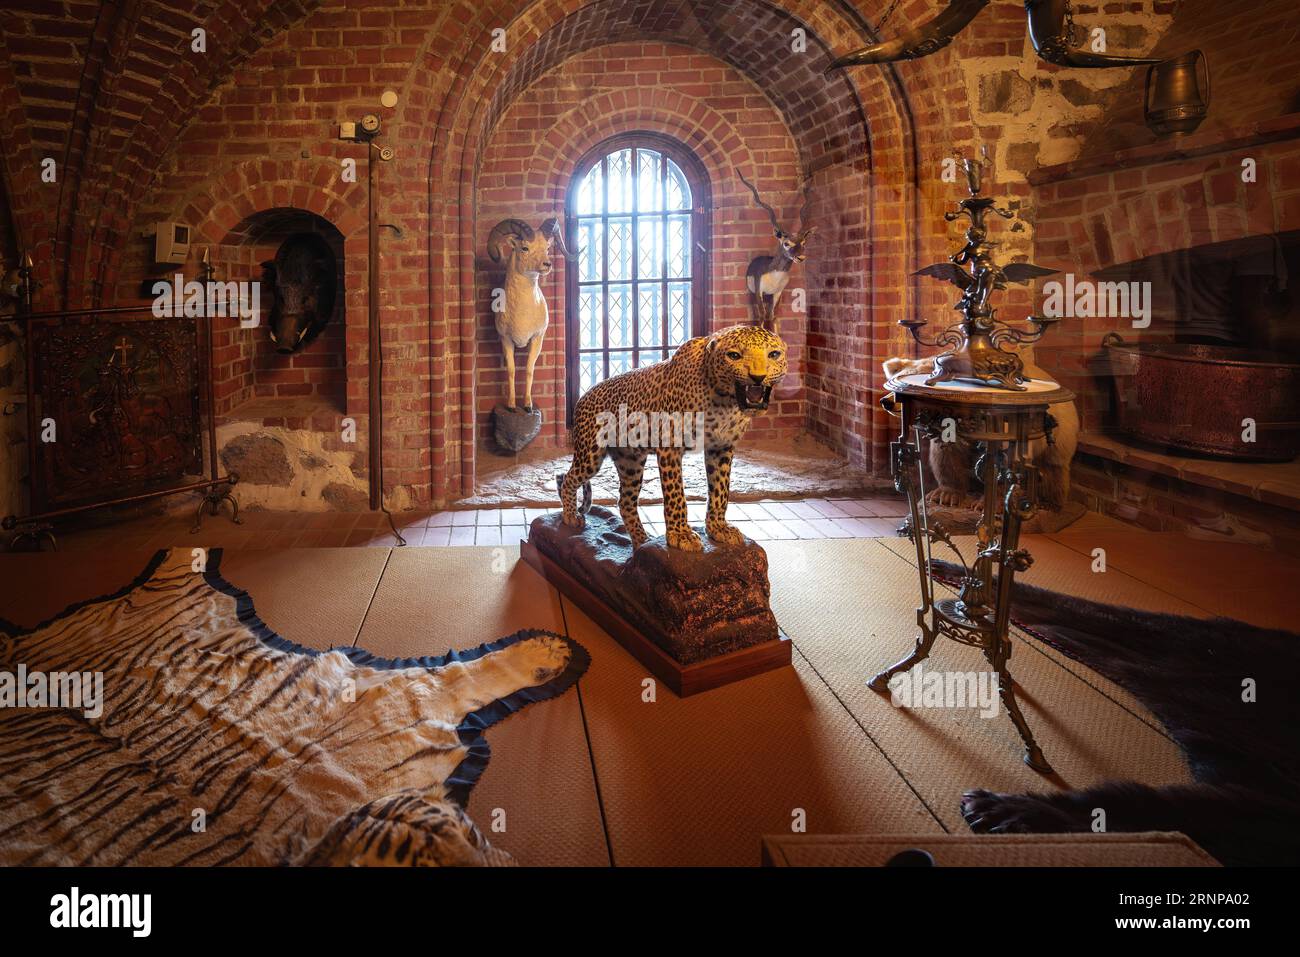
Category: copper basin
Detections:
[{"x1": 1102, "y1": 334, "x2": 1300, "y2": 461}]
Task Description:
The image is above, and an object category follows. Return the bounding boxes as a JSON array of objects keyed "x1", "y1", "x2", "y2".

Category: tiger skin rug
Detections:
[{"x1": 0, "y1": 548, "x2": 589, "y2": 866}]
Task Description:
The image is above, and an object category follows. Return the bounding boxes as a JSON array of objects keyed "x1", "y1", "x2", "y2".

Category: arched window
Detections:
[{"x1": 566, "y1": 134, "x2": 709, "y2": 422}]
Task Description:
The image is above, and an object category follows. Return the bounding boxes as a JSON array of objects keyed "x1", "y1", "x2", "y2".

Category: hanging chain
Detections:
[
  {"x1": 876, "y1": 0, "x2": 904, "y2": 35},
  {"x1": 1063, "y1": 0, "x2": 1079, "y2": 47}
]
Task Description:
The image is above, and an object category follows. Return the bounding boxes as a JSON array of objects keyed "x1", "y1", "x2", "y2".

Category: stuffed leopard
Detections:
[{"x1": 559, "y1": 324, "x2": 787, "y2": 551}]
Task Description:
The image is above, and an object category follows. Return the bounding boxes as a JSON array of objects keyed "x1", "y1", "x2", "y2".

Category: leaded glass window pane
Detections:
[{"x1": 570, "y1": 141, "x2": 703, "y2": 411}]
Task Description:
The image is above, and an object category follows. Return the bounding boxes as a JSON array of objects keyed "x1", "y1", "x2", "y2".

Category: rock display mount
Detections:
[
  {"x1": 521, "y1": 505, "x2": 790, "y2": 695},
  {"x1": 493, "y1": 405, "x2": 543, "y2": 453}
]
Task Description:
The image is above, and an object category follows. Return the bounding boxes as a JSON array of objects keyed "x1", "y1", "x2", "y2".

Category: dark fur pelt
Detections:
[{"x1": 930, "y1": 559, "x2": 1300, "y2": 866}]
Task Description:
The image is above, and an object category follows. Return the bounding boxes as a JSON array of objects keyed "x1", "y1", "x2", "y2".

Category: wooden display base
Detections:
[{"x1": 520, "y1": 539, "x2": 792, "y2": 697}]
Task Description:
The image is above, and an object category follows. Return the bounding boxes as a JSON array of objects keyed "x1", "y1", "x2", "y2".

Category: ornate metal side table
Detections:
[{"x1": 873, "y1": 372, "x2": 1075, "y2": 774}]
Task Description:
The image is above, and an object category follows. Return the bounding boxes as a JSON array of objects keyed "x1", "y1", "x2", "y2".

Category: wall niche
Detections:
[
  {"x1": 210, "y1": 208, "x2": 347, "y2": 420},
  {"x1": 209, "y1": 208, "x2": 371, "y2": 512}
]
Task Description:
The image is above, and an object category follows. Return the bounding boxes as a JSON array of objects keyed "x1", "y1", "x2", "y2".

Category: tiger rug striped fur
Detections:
[{"x1": 0, "y1": 548, "x2": 589, "y2": 866}]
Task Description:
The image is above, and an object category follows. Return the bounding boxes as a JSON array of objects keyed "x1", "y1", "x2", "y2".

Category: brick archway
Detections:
[
  {"x1": 412, "y1": 0, "x2": 921, "y2": 494},
  {"x1": 179, "y1": 159, "x2": 366, "y2": 246},
  {"x1": 174, "y1": 159, "x2": 370, "y2": 425},
  {"x1": 525, "y1": 95, "x2": 763, "y2": 206}
]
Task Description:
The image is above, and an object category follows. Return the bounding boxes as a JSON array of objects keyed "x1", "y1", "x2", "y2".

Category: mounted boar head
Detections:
[
  {"x1": 487, "y1": 218, "x2": 572, "y2": 277},
  {"x1": 261, "y1": 232, "x2": 338, "y2": 354}
]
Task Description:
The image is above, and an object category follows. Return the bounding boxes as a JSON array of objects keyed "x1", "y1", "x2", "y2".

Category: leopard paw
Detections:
[
  {"x1": 706, "y1": 521, "x2": 745, "y2": 546},
  {"x1": 625, "y1": 520, "x2": 649, "y2": 547},
  {"x1": 666, "y1": 526, "x2": 703, "y2": 552},
  {"x1": 561, "y1": 509, "x2": 585, "y2": 530}
]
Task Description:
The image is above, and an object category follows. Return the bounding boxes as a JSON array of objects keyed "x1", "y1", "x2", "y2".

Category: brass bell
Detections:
[{"x1": 1144, "y1": 49, "x2": 1211, "y2": 137}]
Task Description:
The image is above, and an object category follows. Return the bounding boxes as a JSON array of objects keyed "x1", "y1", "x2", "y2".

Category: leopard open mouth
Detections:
[{"x1": 734, "y1": 381, "x2": 773, "y2": 410}]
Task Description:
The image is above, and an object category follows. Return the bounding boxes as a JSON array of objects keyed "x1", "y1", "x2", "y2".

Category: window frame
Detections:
[{"x1": 564, "y1": 132, "x2": 711, "y2": 426}]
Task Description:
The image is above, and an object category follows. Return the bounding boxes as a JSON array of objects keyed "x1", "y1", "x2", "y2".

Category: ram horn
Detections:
[
  {"x1": 825, "y1": 0, "x2": 991, "y2": 71},
  {"x1": 1026, "y1": 0, "x2": 1161, "y2": 67},
  {"x1": 487, "y1": 218, "x2": 534, "y2": 263},
  {"x1": 539, "y1": 217, "x2": 573, "y2": 260}
]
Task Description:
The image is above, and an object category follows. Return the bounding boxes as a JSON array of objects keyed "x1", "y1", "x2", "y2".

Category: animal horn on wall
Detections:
[
  {"x1": 825, "y1": 0, "x2": 991, "y2": 70},
  {"x1": 737, "y1": 169, "x2": 782, "y2": 232},
  {"x1": 487, "y1": 219, "x2": 534, "y2": 263},
  {"x1": 539, "y1": 217, "x2": 573, "y2": 260},
  {"x1": 825, "y1": 0, "x2": 1162, "y2": 71},
  {"x1": 798, "y1": 177, "x2": 815, "y2": 232},
  {"x1": 1026, "y1": 0, "x2": 1161, "y2": 67}
]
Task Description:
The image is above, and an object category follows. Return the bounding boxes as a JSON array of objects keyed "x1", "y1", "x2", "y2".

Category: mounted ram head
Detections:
[
  {"x1": 487, "y1": 217, "x2": 572, "y2": 416},
  {"x1": 487, "y1": 218, "x2": 571, "y2": 280}
]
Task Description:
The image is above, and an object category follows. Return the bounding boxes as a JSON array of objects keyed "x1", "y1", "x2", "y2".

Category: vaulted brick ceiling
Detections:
[
  {"x1": 483, "y1": 0, "x2": 871, "y2": 173},
  {"x1": 0, "y1": 0, "x2": 887, "y2": 306},
  {"x1": 0, "y1": 0, "x2": 320, "y2": 306}
]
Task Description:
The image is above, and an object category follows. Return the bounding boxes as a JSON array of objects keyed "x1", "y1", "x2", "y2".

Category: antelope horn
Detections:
[
  {"x1": 487, "y1": 218, "x2": 534, "y2": 263},
  {"x1": 736, "y1": 168, "x2": 782, "y2": 233},
  {"x1": 798, "y1": 177, "x2": 815, "y2": 232}
]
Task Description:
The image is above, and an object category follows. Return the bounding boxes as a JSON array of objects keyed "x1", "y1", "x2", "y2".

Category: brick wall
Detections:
[
  {"x1": 1021, "y1": 0, "x2": 1300, "y2": 541},
  {"x1": 0, "y1": 0, "x2": 1194, "y2": 512},
  {"x1": 1070, "y1": 453, "x2": 1300, "y2": 559},
  {"x1": 205, "y1": 235, "x2": 347, "y2": 417},
  {"x1": 474, "y1": 41, "x2": 807, "y2": 454},
  {"x1": 1032, "y1": 138, "x2": 1300, "y2": 433},
  {"x1": 1028, "y1": 0, "x2": 1300, "y2": 433}
]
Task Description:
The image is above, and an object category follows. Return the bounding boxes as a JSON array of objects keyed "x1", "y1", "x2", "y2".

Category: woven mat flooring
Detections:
[
  {"x1": 0, "y1": 534, "x2": 1204, "y2": 866},
  {"x1": 764, "y1": 539, "x2": 1191, "y2": 835},
  {"x1": 561, "y1": 595, "x2": 944, "y2": 866},
  {"x1": 352, "y1": 547, "x2": 609, "y2": 868}
]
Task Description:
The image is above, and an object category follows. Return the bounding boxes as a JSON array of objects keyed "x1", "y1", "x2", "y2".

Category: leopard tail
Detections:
[{"x1": 555, "y1": 474, "x2": 593, "y2": 514}]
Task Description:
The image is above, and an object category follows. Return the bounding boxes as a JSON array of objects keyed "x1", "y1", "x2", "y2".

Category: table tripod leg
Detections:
[
  {"x1": 868, "y1": 626, "x2": 937, "y2": 692},
  {"x1": 989, "y1": 649, "x2": 1052, "y2": 773}
]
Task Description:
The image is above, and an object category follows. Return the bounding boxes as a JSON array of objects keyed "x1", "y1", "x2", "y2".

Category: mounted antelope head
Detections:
[
  {"x1": 738, "y1": 169, "x2": 815, "y2": 332},
  {"x1": 486, "y1": 217, "x2": 572, "y2": 416}
]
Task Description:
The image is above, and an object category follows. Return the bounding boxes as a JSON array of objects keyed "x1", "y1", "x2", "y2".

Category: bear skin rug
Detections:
[
  {"x1": 930, "y1": 559, "x2": 1300, "y2": 866},
  {"x1": 0, "y1": 548, "x2": 589, "y2": 866}
]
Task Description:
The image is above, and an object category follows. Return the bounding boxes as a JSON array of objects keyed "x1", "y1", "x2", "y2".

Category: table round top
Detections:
[{"x1": 885, "y1": 373, "x2": 1075, "y2": 406}]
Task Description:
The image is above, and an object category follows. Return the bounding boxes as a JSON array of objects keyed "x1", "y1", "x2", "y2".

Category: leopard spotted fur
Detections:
[{"x1": 559, "y1": 324, "x2": 788, "y2": 551}]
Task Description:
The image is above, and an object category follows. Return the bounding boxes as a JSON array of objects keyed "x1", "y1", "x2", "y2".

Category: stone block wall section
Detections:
[{"x1": 0, "y1": 0, "x2": 1183, "y2": 512}]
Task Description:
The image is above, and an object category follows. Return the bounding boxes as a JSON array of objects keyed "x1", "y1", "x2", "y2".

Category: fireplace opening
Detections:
[
  {"x1": 1096, "y1": 231, "x2": 1300, "y2": 463},
  {"x1": 1096, "y1": 231, "x2": 1300, "y2": 359},
  {"x1": 210, "y1": 208, "x2": 347, "y2": 423}
]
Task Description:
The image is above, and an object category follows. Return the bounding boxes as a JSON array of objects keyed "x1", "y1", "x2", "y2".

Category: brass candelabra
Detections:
[{"x1": 904, "y1": 148, "x2": 1060, "y2": 391}]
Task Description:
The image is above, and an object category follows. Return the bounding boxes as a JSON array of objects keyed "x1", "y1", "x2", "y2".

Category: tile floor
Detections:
[{"x1": 47, "y1": 496, "x2": 911, "y2": 552}]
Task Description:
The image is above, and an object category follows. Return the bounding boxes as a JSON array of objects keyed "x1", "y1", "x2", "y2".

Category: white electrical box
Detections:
[{"x1": 153, "y1": 221, "x2": 190, "y2": 265}]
